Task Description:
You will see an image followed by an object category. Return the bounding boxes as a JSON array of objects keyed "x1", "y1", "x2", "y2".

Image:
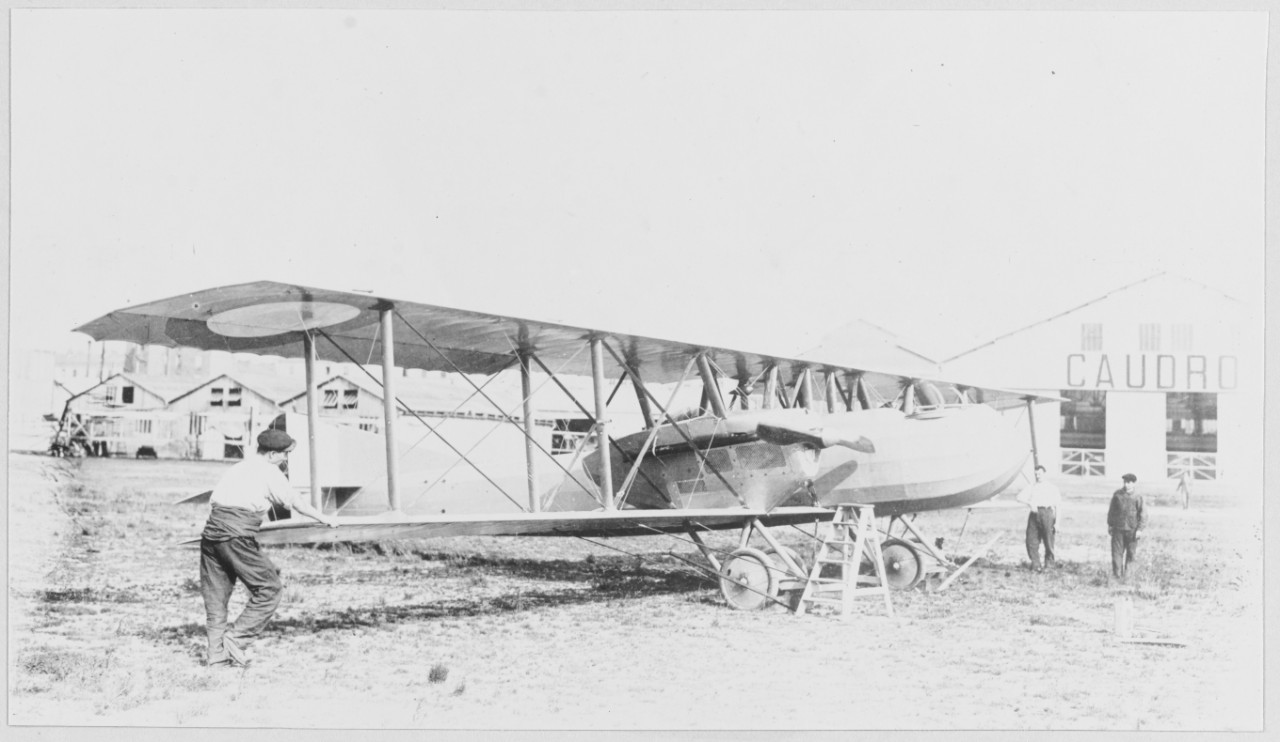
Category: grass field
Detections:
[{"x1": 7, "y1": 453, "x2": 1264, "y2": 730}]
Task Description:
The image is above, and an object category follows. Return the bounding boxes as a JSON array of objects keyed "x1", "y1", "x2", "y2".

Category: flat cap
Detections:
[
  {"x1": 1121, "y1": 473, "x2": 1137, "y2": 483},
  {"x1": 257, "y1": 428, "x2": 296, "y2": 453}
]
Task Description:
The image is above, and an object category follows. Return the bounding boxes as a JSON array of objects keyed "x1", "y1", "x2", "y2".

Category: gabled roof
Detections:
[
  {"x1": 68, "y1": 372, "x2": 207, "y2": 404},
  {"x1": 941, "y1": 272, "x2": 1248, "y2": 363},
  {"x1": 170, "y1": 372, "x2": 308, "y2": 406}
]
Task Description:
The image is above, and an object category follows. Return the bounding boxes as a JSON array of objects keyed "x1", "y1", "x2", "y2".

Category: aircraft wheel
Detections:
[
  {"x1": 880, "y1": 538, "x2": 924, "y2": 590},
  {"x1": 718, "y1": 547, "x2": 779, "y2": 611}
]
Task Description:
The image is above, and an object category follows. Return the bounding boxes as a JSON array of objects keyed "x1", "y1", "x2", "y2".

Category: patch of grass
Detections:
[
  {"x1": 15, "y1": 645, "x2": 115, "y2": 692},
  {"x1": 1029, "y1": 614, "x2": 1082, "y2": 627},
  {"x1": 428, "y1": 663, "x2": 449, "y2": 684},
  {"x1": 42, "y1": 586, "x2": 144, "y2": 604},
  {"x1": 452, "y1": 680, "x2": 467, "y2": 696}
]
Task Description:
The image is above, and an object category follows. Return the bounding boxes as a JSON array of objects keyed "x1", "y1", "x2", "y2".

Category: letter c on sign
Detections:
[{"x1": 1067, "y1": 354, "x2": 1085, "y2": 387}]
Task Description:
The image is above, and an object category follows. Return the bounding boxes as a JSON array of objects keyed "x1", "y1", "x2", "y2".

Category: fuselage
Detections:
[{"x1": 584, "y1": 405, "x2": 1028, "y2": 517}]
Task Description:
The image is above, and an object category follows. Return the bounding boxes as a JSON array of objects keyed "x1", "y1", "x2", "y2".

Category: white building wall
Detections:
[
  {"x1": 1215, "y1": 391, "x2": 1257, "y2": 490},
  {"x1": 1103, "y1": 392, "x2": 1167, "y2": 483}
]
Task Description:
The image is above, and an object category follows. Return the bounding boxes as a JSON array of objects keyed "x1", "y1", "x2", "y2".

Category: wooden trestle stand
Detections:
[{"x1": 795, "y1": 503, "x2": 895, "y2": 618}]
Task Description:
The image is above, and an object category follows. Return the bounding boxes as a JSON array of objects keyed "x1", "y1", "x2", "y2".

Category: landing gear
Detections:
[
  {"x1": 764, "y1": 545, "x2": 811, "y2": 610},
  {"x1": 879, "y1": 538, "x2": 924, "y2": 590},
  {"x1": 718, "y1": 547, "x2": 779, "y2": 611}
]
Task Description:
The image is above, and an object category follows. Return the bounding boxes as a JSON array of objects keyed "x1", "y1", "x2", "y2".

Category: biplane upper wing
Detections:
[{"x1": 74, "y1": 280, "x2": 1058, "y2": 405}]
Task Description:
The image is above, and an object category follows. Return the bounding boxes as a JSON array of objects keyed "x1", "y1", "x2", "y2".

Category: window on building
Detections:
[
  {"x1": 104, "y1": 386, "x2": 118, "y2": 405},
  {"x1": 1171, "y1": 324, "x2": 1194, "y2": 352},
  {"x1": 1081, "y1": 323, "x2": 1103, "y2": 351},
  {"x1": 1166, "y1": 392, "x2": 1217, "y2": 453},
  {"x1": 227, "y1": 387, "x2": 243, "y2": 407},
  {"x1": 121, "y1": 386, "x2": 135, "y2": 405},
  {"x1": 1139, "y1": 323, "x2": 1162, "y2": 352},
  {"x1": 210, "y1": 387, "x2": 223, "y2": 407},
  {"x1": 1060, "y1": 389, "x2": 1106, "y2": 449},
  {"x1": 343, "y1": 389, "x2": 359, "y2": 410},
  {"x1": 323, "y1": 389, "x2": 339, "y2": 409},
  {"x1": 136, "y1": 419, "x2": 152, "y2": 434},
  {"x1": 551, "y1": 418, "x2": 594, "y2": 454}
]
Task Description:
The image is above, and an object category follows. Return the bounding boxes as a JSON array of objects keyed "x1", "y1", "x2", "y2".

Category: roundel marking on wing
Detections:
[{"x1": 207, "y1": 301, "x2": 363, "y2": 338}]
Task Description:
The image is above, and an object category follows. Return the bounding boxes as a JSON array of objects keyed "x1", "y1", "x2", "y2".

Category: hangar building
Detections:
[{"x1": 938, "y1": 273, "x2": 1259, "y2": 487}]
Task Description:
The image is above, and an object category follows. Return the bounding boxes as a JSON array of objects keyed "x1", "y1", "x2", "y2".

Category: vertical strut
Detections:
[
  {"x1": 380, "y1": 308, "x2": 401, "y2": 512},
  {"x1": 763, "y1": 366, "x2": 779, "y2": 410},
  {"x1": 1024, "y1": 396, "x2": 1041, "y2": 470},
  {"x1": 696, "y1": 354, "x2": 728, "y2": 418},
  {"x1": 843, "y1": 371, "x2": 857, "y2": 411},
  {"x1": 854, "y1": 374, "x2": 873, "y2": 410},
  {"x1": 591, "y1": 338, "x2": 615, "y2": 510},
  {"x1": 303, "y1": 332, "x2": 321, "y2": 510},
  {"x1": 799, "y1": 369, "x2": 815, "y2": 410},
  {"x1": 520, "y1": 350, "x2": 539, "y2": 511}
]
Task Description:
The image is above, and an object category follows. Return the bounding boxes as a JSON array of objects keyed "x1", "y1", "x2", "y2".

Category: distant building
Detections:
[
  {"x1": 48, "y1": 365, "x2": 611, "y2": 461},
  {"x1": 56, "y1": 373, "x2": 207, "y2": 458},
  {"x1": 167, "y1": 372, "x2": 308, "y2": 459},
  {"x1": 279, "y1": 372, "x2": 599, "y2": 454},
  {"x1": 939, "y1": 273, "x2": 1258, "y2": 485}
]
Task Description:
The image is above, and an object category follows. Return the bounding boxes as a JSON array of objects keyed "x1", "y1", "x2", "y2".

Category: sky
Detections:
[{"x1": 8, "y1": 9, "x2": 1268, "y2": 364}]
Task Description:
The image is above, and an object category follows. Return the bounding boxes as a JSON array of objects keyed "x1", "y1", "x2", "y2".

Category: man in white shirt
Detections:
[
  {"x1": 200, "y1": 428, "x2": 337, "y2": 667},
  {"x1": 1016, "y1": 464, "x2": 1062, "y2": 571}
]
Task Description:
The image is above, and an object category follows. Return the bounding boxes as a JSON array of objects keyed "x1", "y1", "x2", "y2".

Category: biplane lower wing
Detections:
[{"x1": 249, "y1": 506, "x2": 835, "y2": 545}]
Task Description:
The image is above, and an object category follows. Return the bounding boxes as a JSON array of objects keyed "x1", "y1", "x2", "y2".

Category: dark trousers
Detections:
[
  {"x1": 1110, "y1": 529, "x2": 1139, "y2": 578},
  {"x1": 1024, "y1": 507, "x2": 1056, "y2": 568},
  {"x1": 200, "y1": 537, "x2": 283, "y2": 663}
]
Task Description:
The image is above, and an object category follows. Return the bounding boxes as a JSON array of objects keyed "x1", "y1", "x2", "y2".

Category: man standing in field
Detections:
[
  {"x1": 1017, "y1": 464, "x2": 1061, "y2": 571},
  {"x1": 1106, "y1": 473, "x2": 1146, "y2": 580},
  {"x1": 201, "y1": 428, "x2": 337, "y2": 667}
]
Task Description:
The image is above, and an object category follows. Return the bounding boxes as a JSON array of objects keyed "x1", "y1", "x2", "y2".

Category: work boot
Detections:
[{"x1": 222, "y1": 634, "x2": 250, "y2": 667}]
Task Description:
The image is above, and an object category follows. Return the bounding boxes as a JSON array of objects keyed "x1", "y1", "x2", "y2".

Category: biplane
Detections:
[{"x1": 75, "y1": 281, "x2": 1056, "y2": 609}]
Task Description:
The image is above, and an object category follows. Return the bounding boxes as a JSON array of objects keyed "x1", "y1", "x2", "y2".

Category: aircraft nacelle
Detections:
[{"x1": 584, "y1": 405, "x2": 1028, "y2": 517}]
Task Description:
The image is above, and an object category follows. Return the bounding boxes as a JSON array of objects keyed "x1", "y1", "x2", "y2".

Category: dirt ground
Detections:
[{"x1": 6, "y1": 452, "x2": 1265, "y2": 731}]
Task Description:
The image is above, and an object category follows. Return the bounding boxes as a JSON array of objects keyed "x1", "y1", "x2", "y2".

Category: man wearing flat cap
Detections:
[
  {"x1": 200, "y1": 428, "x2": 337, "y2": 667},
  {"x1": 1106, "y1": 473, "x2": 1147, "y2": 580}
]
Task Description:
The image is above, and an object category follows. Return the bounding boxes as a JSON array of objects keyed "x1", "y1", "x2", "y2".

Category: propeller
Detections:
[{"x1": 756, "y1": 422, "x2": 876, "y2": 454}]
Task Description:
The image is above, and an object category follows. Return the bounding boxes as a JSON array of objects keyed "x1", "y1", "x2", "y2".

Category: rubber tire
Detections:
[
  {"x1": 880, "y1": 538, "x2": 924, "y2": 590},
  {"x1": 718, "y1": 547, "x2": 780, "y2": 611}
]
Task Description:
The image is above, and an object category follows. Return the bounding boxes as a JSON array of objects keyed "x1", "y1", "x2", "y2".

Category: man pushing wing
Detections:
[{"x1": 200, "y1": 428, "x2": 337, "y2": 667}]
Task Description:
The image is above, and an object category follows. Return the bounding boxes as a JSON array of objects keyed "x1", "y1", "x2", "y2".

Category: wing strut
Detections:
[
  {"x1": 1024, "y1": 396, "x2": 1042, "y2": 470},
  {"x1": 590, "y1": 338, "x2": 615, "y2": 510},
  {"x1": 824, "y1": 371, "x2": 840, "y2": 413},
  {"x1": 302, "y1": 331, "x2": 322, "y2": 509},
  {"x1": 696, "y1": 354, "x2": 728, "y2": 418},
  {"x1": 763, "y1": 365, "x2": 779, "y2": 410},
  {"x1": 518, "y1": 349, "x2": 539, "y2": 512},
  {"x1": 380, "y1": 307, "x2": 401, "y2": 511}
]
